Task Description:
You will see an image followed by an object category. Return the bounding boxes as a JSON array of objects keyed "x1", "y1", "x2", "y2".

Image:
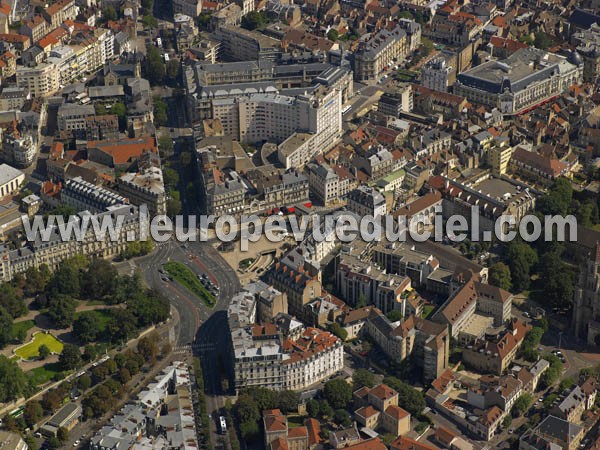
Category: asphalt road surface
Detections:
[{"x1": 137, "y1": 236, "x2": 241, "y2": 449}]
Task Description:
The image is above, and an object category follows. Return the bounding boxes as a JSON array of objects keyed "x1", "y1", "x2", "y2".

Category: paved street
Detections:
[{"x1": 136, "y1": 237, "x2": 241, "y2": 449}]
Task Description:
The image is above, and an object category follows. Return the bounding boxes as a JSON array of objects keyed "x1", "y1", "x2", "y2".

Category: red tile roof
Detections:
[
  {"x1": 263, "y1": 409, "x2": 287, "y2": 433},
  {"x1": 344, "y1": 438, "x2": 387, "y2": 450},
  {"x1": 304, "y1": 418, "x2": 321, "y2": 446},
  {"x1": 355, "y1": 405, "x2": 380, "y2": 419},
  {"x1": 385, "y1": 405, "x2": 410, "y2": 421},
  {"x1": 87, "y1": 137, "x2": 157, "y2": 166},
  {"x1": 390, "y1": 436, "x2": 439, "y2": 450},
  {"x1": 434, "y1": 426, "x2": 456, "y2": 446},
  {"x1": 369, "y1": 384, "x2": 398, "y2": 401}
]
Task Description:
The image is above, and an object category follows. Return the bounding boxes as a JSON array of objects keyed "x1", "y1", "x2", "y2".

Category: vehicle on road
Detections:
[{"x1": 219, "y1": 416, "x2": 227, "y2": 434}]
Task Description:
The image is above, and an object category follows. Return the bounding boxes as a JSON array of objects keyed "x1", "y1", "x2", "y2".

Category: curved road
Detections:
[{"x1": 137, "y1": 238, "x2": 241, "y2": 346}]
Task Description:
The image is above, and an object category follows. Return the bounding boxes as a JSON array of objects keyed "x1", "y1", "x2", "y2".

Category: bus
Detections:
[
  {"x1": 218, "y1": 416, "x2": 227, "y2": 434},
  {"x1": 342, "y1": 105, "x2": 352, "y2": 115}
]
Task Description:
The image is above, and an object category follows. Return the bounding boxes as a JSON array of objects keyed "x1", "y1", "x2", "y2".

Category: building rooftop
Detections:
[{"x1": 0, "y1": 163, "x2": 24, "y2": 187}]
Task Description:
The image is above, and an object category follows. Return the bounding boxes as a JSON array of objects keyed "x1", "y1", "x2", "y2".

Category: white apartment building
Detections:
[
  {"x1": 47, "y1": 36, "x2": 108, "y2": 86},
  {"x1": 229, "y1": 290, "x2": 344, "y2": 392},
  {"x1": 212, "y1": 86, "x2": 342, "y2": 169},
  {"x1": 422, "y1": 56, "x2": 452, "y2": 92},
  {"x1": 352, "y1": 21, "x2": 420, "y2": 81},
  {"x1": 2, "y1": 132, "x2": 36, "y2": 168},
  {"x1": 16, "y1": 62, "x2": 60, "y2": 97},
  {"x1": 307, "y1": 163, "x2": 339, "y2": 206},
  {"x1": 0, "y1": 163, "x2": 25, "y2": 198}
]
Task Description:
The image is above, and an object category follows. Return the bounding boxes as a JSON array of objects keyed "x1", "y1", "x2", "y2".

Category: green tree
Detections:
[
  {"x1": 163, "y1": 167, "x2": 179, "y2": 187},
  {"x1": 334, "y1": 409, "x2": 352, "y2": 427},
  {"x1": 538, "y1": 252, "x2": 574, "y2": 308},
  {"x1": 540, "y1": 354, "x2": 563, "y2": 389},
  {"x1": 111, "y1": 102, "x2": 127, "y2": 131},
  {"x1": 502, "y1": 414, "x2": 512, "y2": 429},
  {"x1": 83, "y1": 344, "x2": 98, "y2": 362},
  {"x1": 141, "y1": 0, "x2": 153, "y2": 13},
  {"x1": 0, "y1": 306, "x2": 13, "y2": 348},
  {"x1": 536, "y1": 178, "x2": 573, "y2": 216},
  {"x1": 81, "y1": 259, "x2": 118, "y2": 299},
  {"x1": 57, "y1": 426, "x2": 69, "y2": 442},
  {"x1": 241, "y1": 11, "x2": 267, "y2": 30},
  {"x1": 324, "y1": 379, "x2": 352, "y2": 409},
  {"x1": 158, "y1": 135, "x2": 174, "y2": 157},
  {"x1": 59, "y1": 344, "x2": 82, "y2": 370},
  {"x1": 306, "y1": 399, "x2": 320, "y2": 418},
  {"x1": 319, "y1": 400, "x2": 334, "y2": 418},
  {"x1": 47, "y1": 437, "x2": 61, "y2": 450},
  {"x1": 327, "y1": 29, "x2": 339, "y2": 41},
  {"x1": 512, "y1": 393, "x2": 533, "y2": 417},
  {"x1": 47, "y1": 294, "x2": 76, "y2": 328},
  {"x1": 353, "y1": 368, "x2": 376, "y2": 390},
  {"x1": 153, "y1": 96, "x2": 168, "y2": 126},
  {"x1": 78, "y1": 374, "x2": 92, "y2": 391},
  {"x1": 73, "y1": 311, "x2": 103, "y2": 343},
  {"x1": 142, "y1": 14, "x2": 158, "y2": 28},
  {"x1": 38, "y1": 344, "x2": 51, "y2": 359},
  {"x1": 559, "y1": 376, "x2": 575, "y2": 392},
  {"x1": 277, "y1": 390, "x2": 300, "y2": 413},
  {"x1": 103, "y1": 6, "x2": 117, "y2": 21},
  {"x1": 166, "y1": 59, "x2": 179, "y2": 79},
  {"x1": 24, "y1": 400, "x2": 43, "y2": 428},
  {"x1": 398, "y1": 11, "x2": 414, "y2": 19},
  {"x1": 386, "y1": 309, "x2": 403, "y2": 322},
  {"x1": 145, "y1": 44, "x2": 165, "y2": 86},
  {"x1": 383, "y1": 376, "x2": 426, "y2": 416},
  {"x1": 0, "y1": 283, "x2": 26, "y2": 318},
  {"x1": 534, "y1": 32, "x2": 551, "y2": 50},
  {"x1": 107, "y1": 308, "x2": 138, "y2": 342},
  {"x1": 489, "y1": 262, "x2": 512, "y2": 291},
  {"x1": 0, "y1": 355, "x2": 29, "y2": 402},
  {"x1": 25, "y1": 266, "x2": 50, "y2": 296},
  {"x1": 48, "y1": 261, "x2": 81, "y2": 297},
  {"x1": 328, "y1": 322, "x2": 348, "y2": 341},
  {"x1": 167, "y1": 195, "x2": 182, "y2": 216},
  {"x1": 137, "y1": 336, "x2": 158, "y2": 363}
]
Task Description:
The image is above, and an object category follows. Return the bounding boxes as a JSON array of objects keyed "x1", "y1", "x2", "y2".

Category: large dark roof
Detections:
[{"x1": 569, "y1": 8, "x2": 600, "y2": 29}]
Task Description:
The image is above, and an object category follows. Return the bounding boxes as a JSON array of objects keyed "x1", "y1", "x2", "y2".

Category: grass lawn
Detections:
[
  {"x1": 422, "y1": 305, "x2": 435, "y2": 319},
  {"x1": 287, "y1": 416, "x2": 305, "y2": 428},
  {"x1": 27, "y1": 362, "x2": 63, "y2": 386},
  {"x1": 74, "y1": 309, "x2": 112, "y2": 331},
  {"x1": 15, "y1": 332, "x2": 63, "y2": 360},
  {"x1": 163, "y1": 261, "x2": 216, "y2": 307},
  {"x1": 10, "y1": 320, "x2": 35, "y2": 340},
  {"x1": 239, "y1": 258, "x2": 255, "y2": 270}
]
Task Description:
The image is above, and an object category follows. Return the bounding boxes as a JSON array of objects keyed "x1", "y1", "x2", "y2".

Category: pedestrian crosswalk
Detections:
[{"x1": 172, "y1": 343, "x2": 217, "y2": 354}]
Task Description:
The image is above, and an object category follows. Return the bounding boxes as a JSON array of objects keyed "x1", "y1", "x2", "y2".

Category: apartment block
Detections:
[
  {"x1": 228, "y1": 289, "x2": 343, "y2": 392},
  {"x1": 462, "y1": 319, "x2": 531, "y2": 375},
  {"x1": 353, "y1": 384, "x2": 411, "y2": 436},
  {"x1": 16, "y1": 62, "x2": 60, "y2": 97},
  {"x1": 118, "y1": 166, "x2": 167, "y2": 217},
  {"x1": 365, "y1": 308, "x2": 449, "y2": 381},
  {"x1": 346, "y1": 186, "x2": 386, "y2": 218},
  {"x1": 353, "y1": 24, "x2": 414, "y2": 81}
]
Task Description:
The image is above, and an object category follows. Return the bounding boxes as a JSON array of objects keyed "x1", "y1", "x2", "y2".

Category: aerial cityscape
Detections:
[{"x1": 0, "y1": 0, "x2": 600, "y2": 449}]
